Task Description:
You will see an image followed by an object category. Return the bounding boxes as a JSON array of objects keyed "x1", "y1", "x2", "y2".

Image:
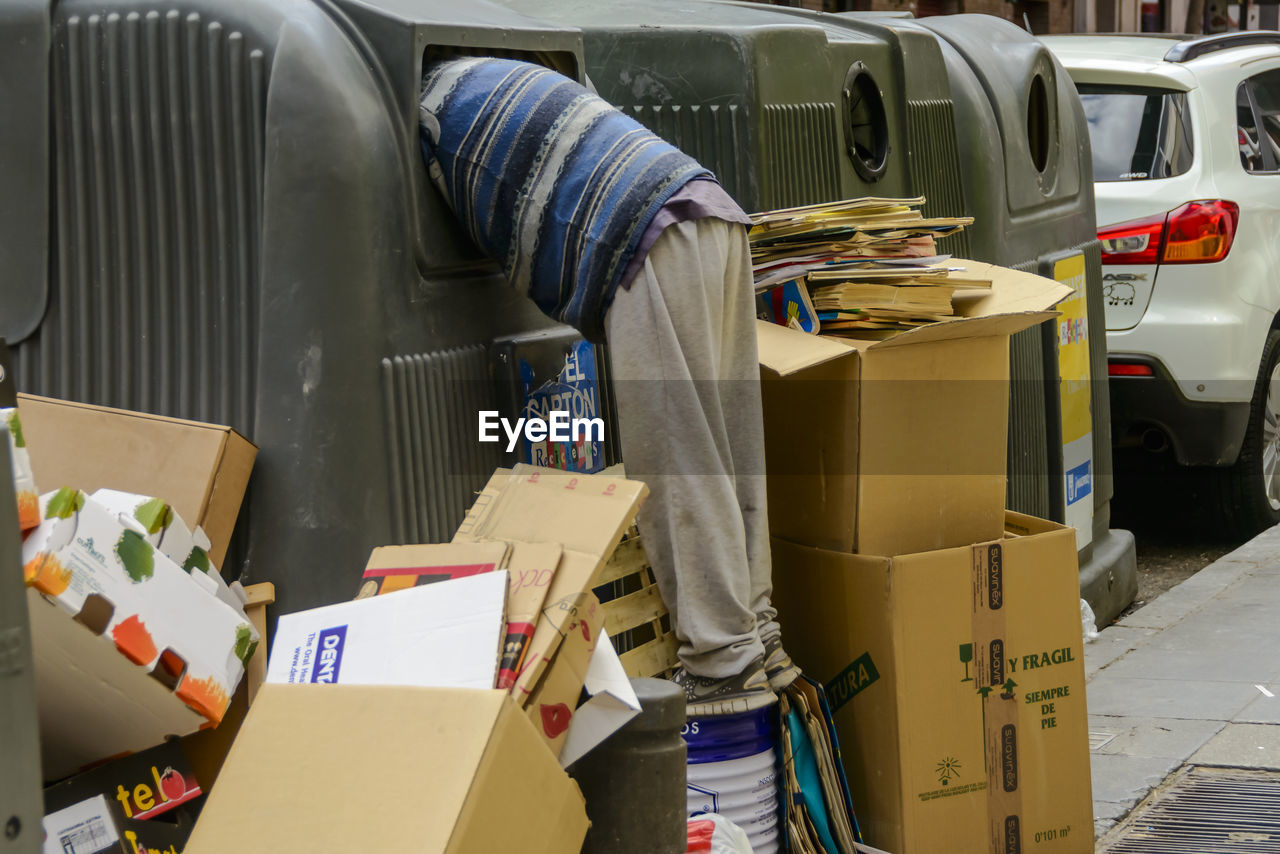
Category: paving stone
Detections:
[
  {"x1": 1084, "y1": 627, "x2": 1156, "y2": 679},
  {"x1": 1087, "y1": 715, "x2": 1224, "y2": 759},
  {"x1": 1089, "y1": 752, "x2": 1180, "y2": 806},
  {"x1": 1188, "y1": 722, "x2": 1280, "y2": 769},
  {"x1": 1095, "y1": 640, "x2": 1280, "y2": 684},
  {"x1": 1093, "y1": 799, "x2": 1132, "y2": 823},
  {"x1": 1085, "y1": 676, "x2": 1258, "y2": 721},
  {"x1": 1237, "y1": 687, "x2": 1280, "y2": 724}
]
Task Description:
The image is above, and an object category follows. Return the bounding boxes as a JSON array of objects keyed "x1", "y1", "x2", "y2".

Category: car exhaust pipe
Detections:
[{"x1": 1141, "y1": 428, "x2": 1170, "y2": 454}]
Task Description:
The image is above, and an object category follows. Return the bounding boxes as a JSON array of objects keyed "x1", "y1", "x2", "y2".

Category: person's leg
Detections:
[{"x1": 605, "y1": 216, "x2": 790, "y2": 710}]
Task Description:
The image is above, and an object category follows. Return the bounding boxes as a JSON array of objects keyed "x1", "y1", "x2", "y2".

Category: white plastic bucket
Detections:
[{"x1": 683, "y1": 703, "x2": 780, "y2": 854}]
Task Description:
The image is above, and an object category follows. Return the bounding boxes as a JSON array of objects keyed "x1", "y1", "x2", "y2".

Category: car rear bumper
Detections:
[{"x1": 1108, "y1": 354, "x2": 1251, "y2": 466}]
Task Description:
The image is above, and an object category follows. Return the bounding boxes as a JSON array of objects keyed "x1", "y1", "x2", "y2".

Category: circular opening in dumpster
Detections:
[
  {"x1": 844, "y1": 63, "x2": 889, "y2": 182},
  {"x1": 1027, "y1": 74, "x2": 1050, "y2": 173}
]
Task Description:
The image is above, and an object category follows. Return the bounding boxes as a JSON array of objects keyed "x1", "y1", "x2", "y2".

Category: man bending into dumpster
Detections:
[{"x1": 419, "y1": 57, "x2": 797, "y2": 716}]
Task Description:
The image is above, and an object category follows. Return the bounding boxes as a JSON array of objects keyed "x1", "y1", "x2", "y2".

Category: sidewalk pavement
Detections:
[{"x1": 1086, "y1": 522, "x2": 1280, "y2": 841}]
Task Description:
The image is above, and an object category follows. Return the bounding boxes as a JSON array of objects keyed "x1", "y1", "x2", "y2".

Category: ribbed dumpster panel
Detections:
[
  {"x1": 381, "y1": 347, "x2": 500, "y2": 546},
  {"x1": 18, "y1": 9, "x2": 265, "y2": 437},
  {"x1": 905, "y1": 98, "x2": 971, "y2": 258},
  {"x1": 761, "y1": 102, "x2": 841, "y2": 209},
  {"x1": 626, "y1": 103, "x2": 749, "y2": 208}
]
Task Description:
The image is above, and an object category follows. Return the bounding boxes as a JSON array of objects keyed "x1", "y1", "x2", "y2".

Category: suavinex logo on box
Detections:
[{"x1": 311, "y1": 626, "x2": 348, "y2": 684}]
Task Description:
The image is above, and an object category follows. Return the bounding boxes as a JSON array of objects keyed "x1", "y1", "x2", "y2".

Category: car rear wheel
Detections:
[{"x1": 1216, "y1": 329, "x2": 1280, "y2": 537}]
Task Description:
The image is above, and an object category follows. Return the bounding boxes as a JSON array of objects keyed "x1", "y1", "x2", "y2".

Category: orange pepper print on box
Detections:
[
  {"x1": 16, "y1": 491, "x2": 39, "y2": 532},
  {"x1": 176, "y1": 674, "x2": 231, "y2": 725},
  {"x1": 111, "y1": 614, "x2": 159, "y2": 666},
  {"x1": 23, "y1": 554, "x2": 72, "y2": 596}
]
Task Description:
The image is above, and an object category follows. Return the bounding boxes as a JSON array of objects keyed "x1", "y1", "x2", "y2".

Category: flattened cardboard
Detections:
[
  {"x1": 183, "y1": 685, "x2": 588, "y2": 854},
  {"x1": 452, "y1": 465, "x2": 648, "y2": 704},
  {"x1": 357, "y1": 542, "x2": 510, "y2": 598},
  {"x1": 357, "y1": 540, "x2": 562, "y2": 690},
  {"x1": 757, "y1": 261, "x2": 1068, "y2": 556},
  {"x1": 524, "y1": 595, "x2": 604, "y2": 759},
  {"x1": 267, "y1": 572, "x2": 507, "y2": 690},
  {"x1": 770, "y1": 513, "x2": 1093, "y2": 854},
  {"x1": 18, "y1": 394, "x2": 256, "y2": 567}
]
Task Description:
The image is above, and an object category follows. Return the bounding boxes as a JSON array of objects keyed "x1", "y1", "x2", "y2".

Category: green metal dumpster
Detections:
[{"x1": 493, "y1": 0, "x2": 1136, "y2": 623}]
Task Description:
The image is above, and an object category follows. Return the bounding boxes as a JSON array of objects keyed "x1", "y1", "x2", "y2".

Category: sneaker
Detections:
[
  {"x1": 762, "y1": 635, "x2": 801, "y2": 691},
  {"x1": 671, "y1": 656, "x2": 778, "y2": 717}
]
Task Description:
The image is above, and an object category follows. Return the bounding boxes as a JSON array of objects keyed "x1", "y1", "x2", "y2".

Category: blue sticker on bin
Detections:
[{"x1": 1066, "y1": 460, "x2": 1092, "y2": 506}]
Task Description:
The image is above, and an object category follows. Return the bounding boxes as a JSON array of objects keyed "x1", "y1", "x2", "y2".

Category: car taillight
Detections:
[
  {"x1": 1108, "y1": 361, "x2": 1154, "y2": 377},
  {"x1": 1163, "y1": 200, "x2": 1238, "y2": 263},
  {"x1": 1098, "y1": 214, "x2": 1165, "y2": 264},
  {"x1": 1098, "y1": 201, "x2": 1239, "y2": 266}
]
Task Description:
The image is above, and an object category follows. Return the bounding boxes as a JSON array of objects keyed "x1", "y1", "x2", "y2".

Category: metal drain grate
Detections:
[{"x1": 1105, "y1": 767, "x2": 1280, "y2": 853}]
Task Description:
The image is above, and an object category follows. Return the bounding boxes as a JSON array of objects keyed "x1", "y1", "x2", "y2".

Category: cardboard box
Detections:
[
  {"x1": 183, "y1": 684, "x2": 589, "y2": 854},
  {"x1": 770, "y1": 512, "x2": 1093, "y2": 854},
  {"x1": 42, "y1": 793, "x2": 191, "y2": 854},
  {"x1": 267, "y1": 572, "x2": 508, "y2": 690},
  {"x1": 24, "y1": 489, "x2": 256, "y2": 780},
  {"x1": 43, "y1": 739, "x2": 203, "y2": 822},
  {"x1": 92, "y1": 488, "x2": 252, "y2": 624},
  {"x1": 18, "y1": 394, "x2": 256, "y2": 567},
  {"x1": 758, "y1": 260, "x2": 1070, "y2": 556}
]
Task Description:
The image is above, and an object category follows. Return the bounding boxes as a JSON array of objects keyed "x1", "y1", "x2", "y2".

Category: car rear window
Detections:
[{"x1": 1076, "y1": 84, "x2": 1195, "y2": 181}]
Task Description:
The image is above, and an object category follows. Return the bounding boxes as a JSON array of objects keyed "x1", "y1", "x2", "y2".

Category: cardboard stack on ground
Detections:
[
  {"x1": 763, "y1": 261, "x2": 1093, "y2": 852},
  {"x1": 758, "y1": 259, "x2": 1071, "y2": 557},
  {"x1": 14, "y1": 396, "x2": 257, "y2": 781}
]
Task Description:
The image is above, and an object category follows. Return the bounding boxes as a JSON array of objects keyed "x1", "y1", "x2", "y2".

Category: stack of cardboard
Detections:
[
  {"x1": 758, "y1": 232, "x2": 1096, "y2": 852},
  {"x1": 751, "y1": 198, "x2": 979, "y2": 335},
  {"x1": 183, "y1": 465, "x2": 654, "y2": 854}
]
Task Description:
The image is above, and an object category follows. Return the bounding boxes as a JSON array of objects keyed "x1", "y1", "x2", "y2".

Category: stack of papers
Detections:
[{"x1": 750, "y1": 198, "x2": 986, "y2": 337}]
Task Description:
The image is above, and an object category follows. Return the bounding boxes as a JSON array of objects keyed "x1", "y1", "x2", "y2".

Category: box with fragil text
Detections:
[{"x1": 771, "y1": 512, "x2": 1093, "y2": 854}]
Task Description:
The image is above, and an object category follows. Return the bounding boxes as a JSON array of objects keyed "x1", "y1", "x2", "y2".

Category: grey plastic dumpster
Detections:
[
  {"x1": 0, "y1": 425, "x2": 42, "y2": 854},
  {"x1": 903, "y1": 14, "x2": 1137, "y2": 623},
  {"x1": 495, "y1": 0, "x2": 971, "y2": 248},
  {"x1": 494, "y1": 0, "x2": 1135, "y2": 623},
  {"x1": 0, "y1": 0, "x2": 592, "y2": 617}
]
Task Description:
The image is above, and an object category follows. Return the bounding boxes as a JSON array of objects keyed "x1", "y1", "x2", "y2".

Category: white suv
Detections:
[{"x1": 1043, "y1": 32, "x2": 1280, "y2": 535}]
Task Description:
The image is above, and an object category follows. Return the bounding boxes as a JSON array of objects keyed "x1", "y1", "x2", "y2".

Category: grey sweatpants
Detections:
[{"x1": 604, "y1": 216, "x2": 780, "y2": 679}]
